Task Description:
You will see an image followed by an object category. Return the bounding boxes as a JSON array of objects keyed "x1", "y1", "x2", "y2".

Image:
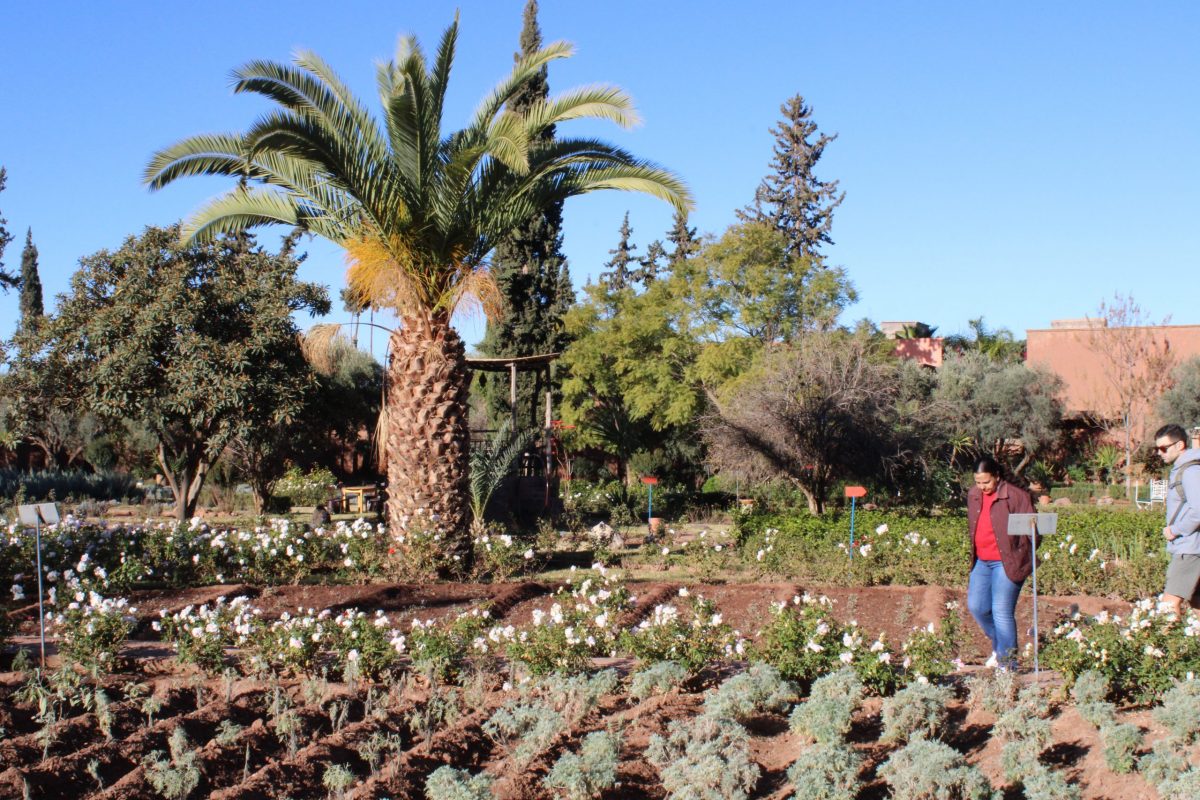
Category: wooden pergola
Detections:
[{"x1": 465, "y1": 352, "x2": 560, "y2": 431}]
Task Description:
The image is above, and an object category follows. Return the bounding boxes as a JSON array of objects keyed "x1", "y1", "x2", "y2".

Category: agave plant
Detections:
[{"x1": 144, "y1": 15, "x2": 690, "y2": 572}]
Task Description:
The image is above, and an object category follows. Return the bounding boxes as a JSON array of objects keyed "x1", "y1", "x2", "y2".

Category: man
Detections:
[{"x1": 1154, "y1": 424, "x2": 1200, "y2": 614}]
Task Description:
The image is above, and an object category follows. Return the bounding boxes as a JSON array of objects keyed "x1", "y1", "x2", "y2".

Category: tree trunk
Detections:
[
  {"x1": 158, "y1": 442, "x2": 209, "y2": 521},
  {"x1": 385, "y1": 315, "x2": 473, "y2": 576}
]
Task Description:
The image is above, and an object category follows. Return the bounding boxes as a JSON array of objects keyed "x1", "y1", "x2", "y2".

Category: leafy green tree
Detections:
[
  {"x1": 0, "y1": 167, "x2": 15, "y2": 290},
  {"x1": 739, "y1": 95, "x2": 844, "y2": 260},
  {"x1": 478, "y1": 0, "x2": 576, "y2": 430},
  {"x1": 703, "y1": 333, "x2": 904, "y2": 514},
  {"x1": 145, "y1": 17, "x2": 689, "y2": 570},
  {"x1": 15, "y1": 224, "x2": 328, "y2": 519},
  {"x1": 930, "y1": 351, "x2": 1064, "y2": 477},
  {"x1": 18, "y1": 229, "x2": 43, "y2": 328},
  {"x1": 1158, "y1": 357, "x2": 1200, "y2": 432}
]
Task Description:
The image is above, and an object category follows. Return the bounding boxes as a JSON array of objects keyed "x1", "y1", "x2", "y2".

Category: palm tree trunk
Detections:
[{"x1": 385, "y1": 314, "x2": 473, "y2": 576}]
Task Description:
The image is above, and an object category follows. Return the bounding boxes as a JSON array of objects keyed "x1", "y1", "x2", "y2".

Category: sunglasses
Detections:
[{"x1": 1157, "y1": 442, "x2": 1179, "y2": 453}]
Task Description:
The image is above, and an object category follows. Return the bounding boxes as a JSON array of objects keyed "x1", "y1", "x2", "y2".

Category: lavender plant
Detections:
[
  {"x1": 1152, "y1": 679, "x2": 1200, "y2": 744},
  {"x1": 630, "y1": 661, "x2": 688, "y2": 699},
  {"x1": 1019, "y1": 764, "x2": 1081, "y2": 800},
  {"x1": 483, "y1": 698, "x2": 565, "y2": 768},
  {"x1": 647, "y1": 715, "x2": 761, "y2": 800},
  {"x1": 878, "y1": 737, "x2": 996, "y2": 800},
  {"x1": 1098, "y1": 721, "x2": 1141, "y2": 774},
  {"x1": 965, "y1": 668, "x2": 1017, "y2": 715},
  {"x1": 424, "y1": 765, "x2": 494, "y2": 800},
  {"x1": 144, "y1": 728, "x2": 201, "y2": 800},
  {"x1": 881, "y1": 681, "x2": 953, "y2": 743},
  {"x1": 789, "y1": 669, "x2": 863, "y2": 745},
  {"x1": 702, "y1": 662, "x2": 797, "y2": 722},
  {"x1": 786, "y1": 742, "x2": 862, "y2": 800},
  {"x1": 544, "y1": 729, "x2": 622, "y2": 800}
]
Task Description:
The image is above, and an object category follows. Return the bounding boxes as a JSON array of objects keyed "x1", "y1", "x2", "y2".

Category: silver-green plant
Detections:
[
  {"x1": 322, "y1": 763, "x2": 356, "y2": 800},
  {"x1": 703, "y1": 662, "x2": 797, "y2": 722},
  {"x1": 1152, "y1": 680, "x2": 1200, "y2": 745},
  {"x1": 544, "y1": 729, "x2": 622, "y2": 800},
  {"x1": 786, "y1": 742, "x2": 861, "y2": 800},
  {"x1": 1071, "y1": 670, "x2": 1116, "y2": 729},
  {"x1": 878, "y1": 737, "x2": 996, "y2": 800},
  {"x1": 214, "y1": 720, "x2": 243, "y2": 746},
  {"x1": 144, "y1": 727, "x2": 201, "y2": 800},
  {"x1": 483, "y1": 698, "x2": 564, "y2": 768},
  {"x1": 966, "y1": 668, "x2": 1017, "y2": 715},
  {"x1": 789, "y1": 669, "x2": 863, "y2": 745},
  {"x1": 424, "y1": 765, "x2": 494, "y2": 800},
  {"x1": 993, "y1": 685, "x2": 1054, "y2": 784},
  {"x1": 408, "y1": 687, "x2": 462, "y2": 745},
  {"x1": 881, "y1": 681, "x2": 953, "y2": 743},
  {"x1": 357, "y1": 731, "x2": 403, "y2": 776},
  {"x1": 1159, "y1": 767, "x2": 1200, "y2": 800},
  {"x1": 630, "y1": 661, "x2": 688, "y2": 699},
  {"x1": 538, "y1": 669, "x2": 619, "y2": 723},
  {"x1": 1099, "y1": 721, "x2": 1141, "y2": 774},
  {"x1": 1019, "y1": 764, "x2": 1081, "y2": 800},
  {"x1": 86, "y1": 758, "x2": 104, "y2": 791},
  {"x1": 1138, "y1": 740, "x2": 1189, "y2": 792},
  {"x1": 646, "y1": 715, "x2": 761, "y2": 800}
]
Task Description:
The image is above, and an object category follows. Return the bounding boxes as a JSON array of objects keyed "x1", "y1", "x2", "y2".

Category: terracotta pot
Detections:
[{"x1": 648, "y1": 517, "x2": 665, "y2": 534}]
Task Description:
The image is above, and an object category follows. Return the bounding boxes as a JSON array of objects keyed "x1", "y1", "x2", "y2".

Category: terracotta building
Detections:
[{"x1": 1025, "y1": 319, "x2": 1200, "y2": 418}]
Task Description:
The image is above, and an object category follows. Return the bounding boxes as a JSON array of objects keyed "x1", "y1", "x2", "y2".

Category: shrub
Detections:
[
  {"x1": 1099, "y1": 721, "x2": 1141, "y2": 774},
  {"x1": 0, "y1": 468, "x2": 144, "y2": 504},
  {"x1": 786, "y1": 742, "x2": 862, "y2": 800},
  {"x1": 326, "y1": 608, "x2": 404, "y2": 681},
  {"x1": 46, "y1": 585, "x2": 136, "y2": 674},
  {"x1": 271, "y1": 465, "x2": 336, "y2": 508},
  {"x1": 702, "y1": 662, "x2": 797, "y2": 722},
  {"x1": 898, "y1": 604, "x2": 963, "y2": 683},
  {"x1": 878, "y1": 737, "x2": 995, "y2": 800},
  {"x1": 155, "y1": 595, "x2": 258, "y2": 674},
  {"x1": 622, "y1": 592, "x2": 741, "y2": 676},
  {"x1": 144, "y1": 728, "x2": 201, "y2": 800},
  {"x1": 483, "y1": 698, "x2": 564, "y2": 768},
  {"x1": 965, "y1": 669, "x2": 1017, "y2": 715},
  {"x1": 1160, "y1": 769, "x2": 1200, "y2": 800},
  {"x1": 630, "y1": 661, "x2": 688, "y2": 699},
  {"x1": 410, "y1": 609, "x2": 491, "y2": 683},
  {"x1": 536, "y1": 669, "x2": 620, "y2": 723},
  {"x1": 1138, "y1": 740, "x2": 1189, "y2": 790},
  {"x1": 472, "y1": 528, "x2": 536, "y2": 582},
  {"x1": 544, "y1": 729, "x2": 622, "y2": 800},
  {"x1": 1152, "y1": 679, "x2": 1200, "y2": 745},
  {"x1": 754, "y1": 594, "x2": 853, "y2": 685},
  {"x1": 424, "y1": 765, "x2": 494, "y2": 800},
  {"x1": 789, "y1": 669, "x2": 863, "y2": 745},
  {"x1": 881, "y1": 682, "x2": 953, "y2": 743},
  {"x1": 1041, "y1": 602, "x2": 1200, "y2": 701},
  {"x1": 1020, "y1": 765, "x2": 1081, "y2": 800},
  {"x1": 647, "y1": 715, "x2": 761, "y2": 800}
]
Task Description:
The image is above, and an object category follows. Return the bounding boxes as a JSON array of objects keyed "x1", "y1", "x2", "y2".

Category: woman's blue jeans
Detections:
[{"x1": 967, "y1": 559, "x2": 1024, "y2": 667}]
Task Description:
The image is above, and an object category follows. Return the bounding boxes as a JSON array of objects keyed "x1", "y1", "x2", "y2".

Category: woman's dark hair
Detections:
[{"x1": 973, "y1": 457, "x2": 1003, "y2": 478}]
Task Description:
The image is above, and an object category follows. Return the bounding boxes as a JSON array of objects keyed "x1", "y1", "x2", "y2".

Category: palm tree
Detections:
[{"x1": 144, "y1": 17, "x2": 690, "y2": 573}]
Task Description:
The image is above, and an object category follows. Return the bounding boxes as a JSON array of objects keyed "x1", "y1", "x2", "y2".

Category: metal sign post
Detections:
[
  {"x1": 1007, "y1": 512, "x2": 1057, "y2": 676},
  {"x1": 17, "y1": 503, "x2": 60, "y2": 668},
  {"x1": 844, "y1": 486, "x2": 867, "y2": 560}
]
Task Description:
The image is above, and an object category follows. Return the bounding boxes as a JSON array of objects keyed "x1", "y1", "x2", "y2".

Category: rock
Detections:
[
  {"x1": 589, "y1": 522, "x2": 615, "y2": 542},
  {"x1": 1053, "y1": 497, "x2": 1073, "y2": 506},
  {"x1": 1097, "y1": 496, "x2": 1115, "y2": 506}
]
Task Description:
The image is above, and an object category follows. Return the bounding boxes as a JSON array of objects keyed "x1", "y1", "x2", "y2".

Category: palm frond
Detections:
[
  {"x1": 300, "y1": 323, "x2": 345, "y2": 374},
  {"x1": 143, "y1": 133, "x2": 251, "y2": 188},
  {"x1": 468, "y1": 40, "x2": 574, "y2": 133},
  {"x1": 469, "y1": 420, "x2": 536, "y2": 524},
  {"x1": 524, "y1": 85, "x2": 641, "y2": 133}
]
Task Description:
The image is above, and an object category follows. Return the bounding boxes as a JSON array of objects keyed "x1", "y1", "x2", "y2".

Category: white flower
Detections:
[
  {"x1": 523, "y1": 549, "x2": 534, "y2": 560},
  {"x1": 875, "y1": 524, "x2": 889, "y2": 535},
  {"x1": 678, "y1": 587, "x2": 689, "y2": 597},
  {"x1": 10, "y1": 584, "x2": 24, "y2": 601}
]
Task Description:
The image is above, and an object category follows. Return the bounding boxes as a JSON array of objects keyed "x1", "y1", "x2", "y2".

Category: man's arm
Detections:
[{"x1": 1169, "y1": 464, "x2": 1200, "y2": 538}]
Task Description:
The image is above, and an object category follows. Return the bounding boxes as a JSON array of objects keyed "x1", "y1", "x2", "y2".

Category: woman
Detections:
[{"x1": 965, "y1": 457, "x2": 1036, "y2": 669}]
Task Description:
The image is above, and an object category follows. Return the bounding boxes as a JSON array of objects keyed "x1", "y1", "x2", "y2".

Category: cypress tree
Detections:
[
  {"x1": 0, "y1": 167, "x2": 15, "y2": 291},
  {"x1": 478, "y1": 0, "x2": 575, "y2": 430},
  {"x1": 18, "y1": 228, "x2": 43, "y2": 326},
  {"x1": 738, "y1": 95, "x2": 844, "y2": 259},
  {"x1": 665, "y1": 210, "x2": 701, "y2": 269},
  {"x1": 599, "y1": 212, "x2": 638, "y2": 291}
]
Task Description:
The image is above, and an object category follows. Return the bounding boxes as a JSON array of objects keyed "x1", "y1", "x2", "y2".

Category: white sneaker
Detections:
[{"x1": 984, "y1": 652, "x2": 999, "y2": 668}]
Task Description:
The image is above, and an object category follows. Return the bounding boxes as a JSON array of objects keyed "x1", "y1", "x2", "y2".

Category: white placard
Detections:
[{"x1": 1007, "y1": 512, "x2": 1058, "y2": 536}]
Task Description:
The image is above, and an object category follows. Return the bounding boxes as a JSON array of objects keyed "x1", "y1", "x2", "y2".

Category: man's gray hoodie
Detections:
[{"x1": 1166, "y1": 446, "x2": 1200, "y2": 555}]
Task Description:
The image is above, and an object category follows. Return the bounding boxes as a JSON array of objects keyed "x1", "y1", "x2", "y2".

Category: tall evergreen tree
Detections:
[
  {"x1": 478, "y1": 0, "x2": 576, "y2": 429},
  {"x1": 19, "y1": 228, "x2": 43, "y2": 327},
  {"x1": 738, "y1": 95, "x2": 844, "y2": 259},
  {"x1": 665, "y1": 210, "x2": 701, "y2": 268},
  {"x1": 0, "y1": 167, "x2": 16, "y2": 291},
  {"x1": 599, "y1": 212, "x2": 638, "y2": 292}
]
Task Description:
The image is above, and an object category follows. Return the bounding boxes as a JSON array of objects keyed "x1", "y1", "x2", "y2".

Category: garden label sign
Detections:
[
  {"x1": 1008, "y1": 512, "x2": 1058, "y2": 675},
  {"x1": 18, "y1": 502, "x2": 60, "y2": 667},
  {"x1": 845, "y1": 486, "x2": 867, "y2": 560}
]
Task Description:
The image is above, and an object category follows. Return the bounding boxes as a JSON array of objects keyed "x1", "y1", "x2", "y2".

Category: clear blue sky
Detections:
[{"x1": 2, "y1": 1, "x2": 1197, "y2": 359}]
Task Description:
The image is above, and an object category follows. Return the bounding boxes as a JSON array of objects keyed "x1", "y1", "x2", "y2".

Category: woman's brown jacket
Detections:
[{"x1": 966, "y1": 480, "x2": 1038, "y2": 583}]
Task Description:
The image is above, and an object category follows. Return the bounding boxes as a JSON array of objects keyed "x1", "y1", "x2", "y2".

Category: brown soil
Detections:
[{"x1": 2, "y1": 581, "x2": 1176, "y2": 799}]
